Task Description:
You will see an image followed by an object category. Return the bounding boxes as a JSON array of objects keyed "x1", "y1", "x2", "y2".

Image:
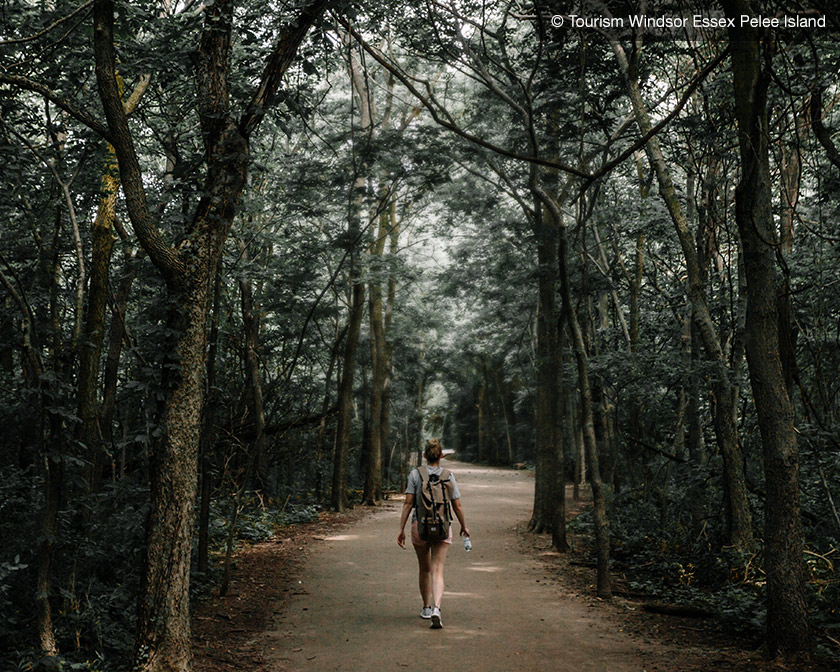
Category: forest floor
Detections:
[{"x1": 192, "y1": 461, "x2": 830, "y2": 671}]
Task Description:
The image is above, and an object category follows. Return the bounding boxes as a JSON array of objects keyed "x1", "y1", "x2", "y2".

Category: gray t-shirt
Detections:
[{"x1": 405, "y1": 465, "x2": 461, "y2": 522}]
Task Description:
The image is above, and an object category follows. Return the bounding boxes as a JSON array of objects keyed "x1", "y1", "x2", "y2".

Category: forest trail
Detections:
[{"x1": 264, "y1": 461, "x2": 705, "y2": 672}]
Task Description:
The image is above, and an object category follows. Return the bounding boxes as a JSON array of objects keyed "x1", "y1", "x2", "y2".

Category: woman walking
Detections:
[{"x1": 397, "y1": 438, "x2": 469, "y2": 629}]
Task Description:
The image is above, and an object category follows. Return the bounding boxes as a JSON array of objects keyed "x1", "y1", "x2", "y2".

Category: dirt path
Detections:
[{"x1": 263, "y1": 461, "x2": 707, "y2": 671}]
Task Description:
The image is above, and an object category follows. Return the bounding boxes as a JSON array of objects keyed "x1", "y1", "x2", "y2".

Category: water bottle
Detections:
[{"x1": 462, "y1": 535, "x2": 472, "y2": 552}]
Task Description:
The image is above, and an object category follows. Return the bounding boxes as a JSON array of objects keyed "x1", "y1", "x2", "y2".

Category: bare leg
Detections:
[
  {"x1": 430, "y1": 542, "x2": 450, "y2": 608},
  {"x1": 412, "y1": 543, "x2": 432, "y2": 607}
]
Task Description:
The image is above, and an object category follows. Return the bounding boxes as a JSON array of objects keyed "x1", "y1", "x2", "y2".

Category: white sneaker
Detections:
[
  {"x1": 420, "y1": 606, "x2": 433, "y2": 619},
  {"x1": 430, "y1": 606, "x2": 442, "y2": 629}
]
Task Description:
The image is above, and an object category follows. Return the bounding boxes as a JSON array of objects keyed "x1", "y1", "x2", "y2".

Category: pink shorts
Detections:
[{"x1": 411, "y1": 520, "x2": 453, "y2": 546}]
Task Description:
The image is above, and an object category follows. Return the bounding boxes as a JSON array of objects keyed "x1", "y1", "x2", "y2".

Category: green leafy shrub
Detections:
[{"x1": 207, "y1": 494, "x2": 320, "y2": 548}]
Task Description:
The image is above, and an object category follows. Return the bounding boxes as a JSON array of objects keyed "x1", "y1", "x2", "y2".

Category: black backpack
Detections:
[{"x1": 416, "y1": 466, "x2": 454, "y2": 542}]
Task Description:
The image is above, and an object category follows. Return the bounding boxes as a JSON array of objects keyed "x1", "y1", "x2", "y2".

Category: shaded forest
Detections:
[{"x1": 1, "y1": 0, "x2": 838, "y2": 670}]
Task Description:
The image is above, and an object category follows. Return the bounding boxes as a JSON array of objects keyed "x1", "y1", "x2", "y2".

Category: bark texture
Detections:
[
  {"x1": 36, "y1": 454, "x2": 61, "y2": 656},
  {"x1": 333, "y1": 38, "x2": 375, "y2": 510},
  {"x1": 76, "y1": 148, "x2": 117, "y2": 486},
  {"x1": 722, "y1": 0, "x2": 811, "y2": 653},
  {"x1": 92, "y1": 0, "x2": 328, "y2": 669},
  {"x1": 77, "y1": 76, "x2": 149, "y2": 486},
  {"x1": 527, "y1": 192, "x2": 561, "y2": 539},
  {"x1": 330, "y1": 180, "x2": 367, "y2": 512}
]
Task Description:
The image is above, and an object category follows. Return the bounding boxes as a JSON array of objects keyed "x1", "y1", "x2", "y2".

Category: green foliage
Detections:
[
  {"x1": 0, "y1": 555, "x2": 29, "y2": 641},
  {"x1": 12, "y1": 652, "x2": 106, "y2": 672},
  {"x1": 207, "y1": 495, "x2": 320, "y2": 547},
  {"x1": 577, "y1": 480, "x2": 840, "y2": 650},
  {"x1": 588, "y1": 494, "x2": 772, "y2": 638},
  {"x1": 0, "y1": 475, "x2": 146, "y2": 669}
]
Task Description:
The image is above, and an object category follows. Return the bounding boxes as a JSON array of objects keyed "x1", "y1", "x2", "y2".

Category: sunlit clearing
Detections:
[
  {"x1": 468, "y1": 565, "x2": 502, "y2": 573},
  {"x1": 442, "y1": 591, "x2": 481, "y2": 599}
]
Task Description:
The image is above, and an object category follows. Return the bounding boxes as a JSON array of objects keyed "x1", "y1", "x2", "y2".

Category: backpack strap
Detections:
[
  {"x1": 415, "y1": 467, "x2": 427, "y2": 515},
  {"x1": 438, "y1": 468, "x2": 452, "y2": 522},
  {"x1": 417, "y1": 466, "x2": 438, "y2": 513}
]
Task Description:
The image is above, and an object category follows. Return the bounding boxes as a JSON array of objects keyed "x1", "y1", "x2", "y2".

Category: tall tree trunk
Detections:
[
  {"x1": 92, "y1": 1, "x2": 328, "y2": 668},
  {"x1": 76, "y1": 153, "x2": 117, "y2": 488},
  {"x1": 527, "y1": 194, "x2": 561, "y2": 539},
  {"x1": 611, "y1": 39, "x2": 753, "y2": 551},
  {"x1": 331, "y1": 273, "x2": 364, "y2": 512},
  {"x1": 687, "y1": 316, "x2": 708, "y2": 536},
  {"x1": 316, "y1": 316, "x2": 341, "y2": 503},
  {"x1": 381, "y1": 211, "x2": 398, "y2": 484},
  {"x1": 359, "y1": 366, "x2": 371, "y2": 481},
  {"x1": 198, "y1": 271, "x2": 222, "y2": 575},
  {"x1": 333, "y1": 37, "x2": 373, "y2": 510},
  {"x1": 363, "y1": 208, "x2": 387, "y2": 505},
  {"x1": 238, "y1": 240, "x2": 268, "y2": 488},
  {"x1": 477, "y1": 365, "x2": 487, "y2": 463},
  {"x1": 330, "y1": 169, "x2": 367, "y2": 511},
  {"x1": 623, "y1": 229, "x2": 645, "y2": 494},
  {"x1": 557, "y1": 211, "x2": 611, "y2": 597},
  {"x1": 629, "y1": 232, "x2": 644, "y2": 352},
  {"x1": 78, "y1": 78, "x2": 149, "y2": 488},
  {"x1": 552, "y1": 318, "x2": 567, "y2": 551},
  {"x1": 776, "y1": 105, "x2": 807, "y2": 396},
  {"x1": 778, "y1": 106, "x2": 807, "y2": 257},
  {"x1": 36, "y1": 452, "x2": 61, "y2": 657},
  {"x1": 723, "y1": 2, "x2": 811, "y2": 653},
  {"x1": 34, "y1": 205, "x2": 65, "y2": 657},
  {"x1": 683, "y1": 170, "x2": 707, "y2": 533},
  {"x1": 496, "y1": 367, "x2": 515, "y2": 465},
  {"x1": 482, "y1": 364, "x2": 494, "y2": 464},
  {"x1": 134, "y1": 279, "x2": 217, "y2": 671},
  {"x1": 568, "y1": 381, "x2": 585, "y2": 502},
  {"x1": 594, "y1": 292, "x2": 617, "y2": 487},
  {"x1": 99, "y1": 227, "x2": 141, "y2": 463}
]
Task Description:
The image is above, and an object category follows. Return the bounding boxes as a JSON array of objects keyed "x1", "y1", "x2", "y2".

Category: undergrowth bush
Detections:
[
  {"x1": 207, "y1": 494, "x2": 319, "y2": 546},
  {"x1": 569, "y1": 480, "x2": 839, "y2": 659},
  {"x1": 2, "y1": 481, "x2": 320, "y2": 671}
]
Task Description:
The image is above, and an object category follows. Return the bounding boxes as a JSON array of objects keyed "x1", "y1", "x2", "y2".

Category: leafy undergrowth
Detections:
[
  {"x1": 5, "y1": 489, "x2": 323, "y2": 672},
  {"x1": 544, "y1": 496, "x2": 840, "y2": 671},
  {"x1": 209, "y1": 495, "x2": 321, "y2": 544},
  {"x1": 191, "y1": 494, "x2": 321, "y2": 597}
]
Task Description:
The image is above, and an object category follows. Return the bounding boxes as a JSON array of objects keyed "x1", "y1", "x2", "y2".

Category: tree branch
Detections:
[
  {"x1": 629, "y1": 437, "x2": 687, "y2": 463},
  {"x1": 124, "y1": 74, "x2": 151, "y2": 115},
  {"x1": 93, "y1": 0, "x2": 183, "y2": 285},
  {"x1": 580, "y1": 45, "x2": 730, "y2": 194},
  {"x1": 239, "y1": 0, "x2": 330, "y2": 138},
  {"x1": 0, "y1": 1, "x2": 92, "y2": 45},
  {"x1": 810, "y1": 87, "x2": 840, "y2": 169},
  {"x1": 0, "y1": 72, "x2": 111, "y2": 140},
  {"x1": 336, "y1": 15, "x2": 592, "y2": 179}
]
